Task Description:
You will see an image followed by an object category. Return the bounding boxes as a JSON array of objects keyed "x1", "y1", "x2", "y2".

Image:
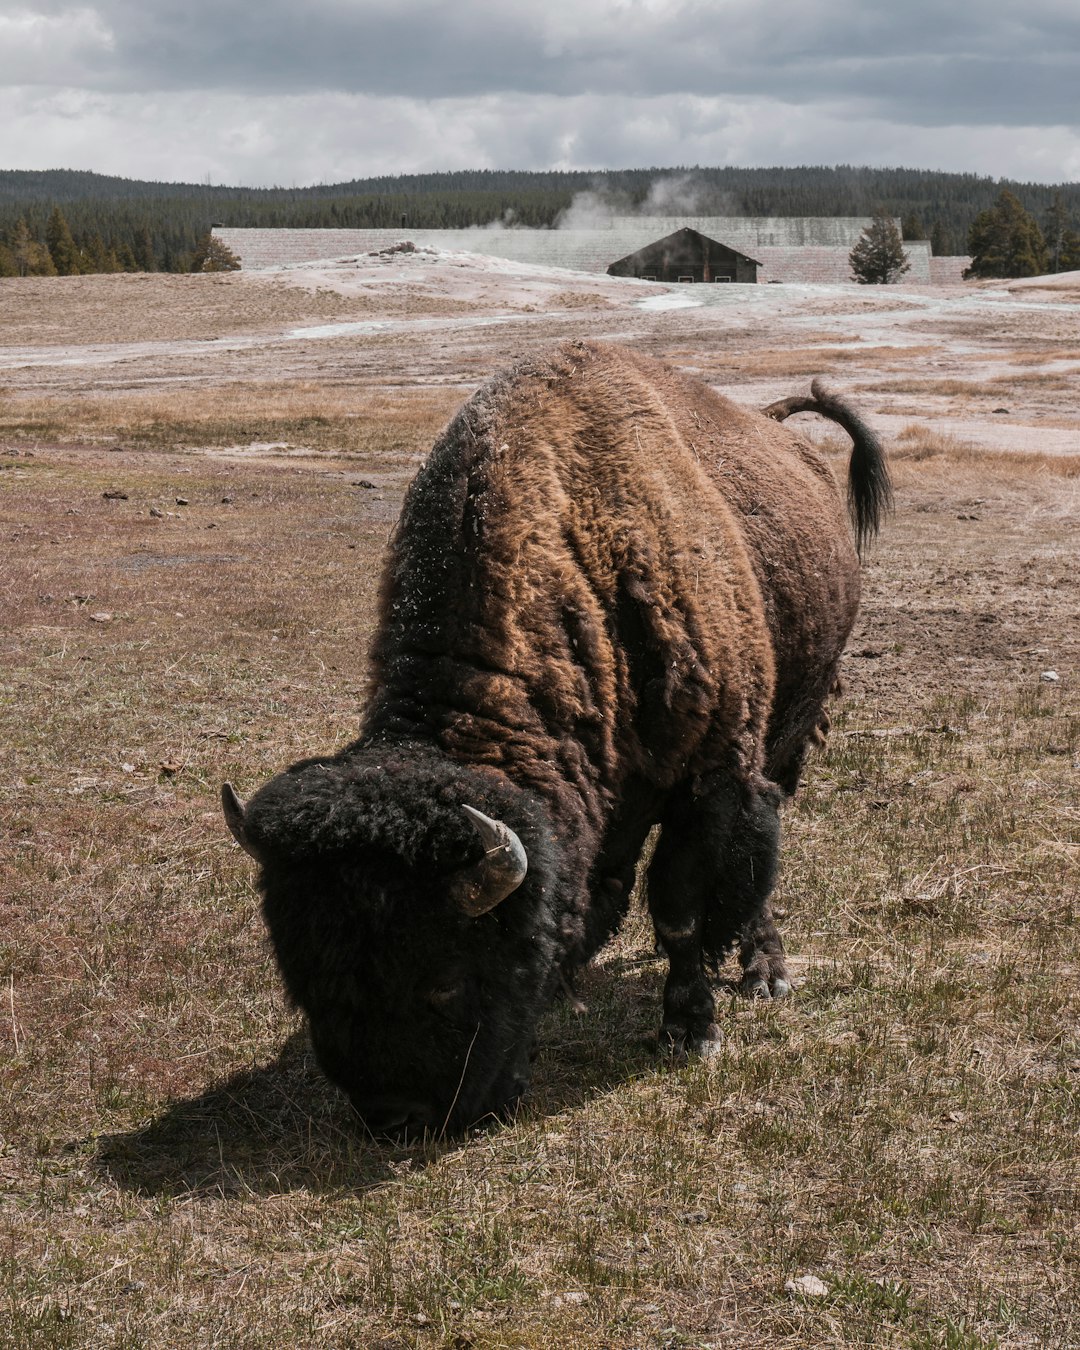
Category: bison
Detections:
[{"x1": 222, "y1": 340, "x2": 889, "y2": 1136}]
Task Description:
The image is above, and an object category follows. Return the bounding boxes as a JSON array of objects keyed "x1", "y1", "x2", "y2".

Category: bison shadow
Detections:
[{"x1": 96, "y1": 956, "x2": 668, "y2": 1198}]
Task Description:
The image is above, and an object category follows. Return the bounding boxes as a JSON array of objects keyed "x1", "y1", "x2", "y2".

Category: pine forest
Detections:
[{"x1": 2, "y1": 164, "x2": 1079, "y2": 277}]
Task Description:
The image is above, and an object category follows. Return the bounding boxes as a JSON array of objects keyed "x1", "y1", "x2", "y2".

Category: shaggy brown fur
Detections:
[
  {"x1": 366, "y1": 342, "x2": 873, "y2": 818},
  {"x1": 226, "y1": 340, "x2": 888, "y2": 1134}
]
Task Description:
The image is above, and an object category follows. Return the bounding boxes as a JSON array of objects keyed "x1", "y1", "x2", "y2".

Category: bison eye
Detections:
[
  {"x1": 426, "y1": 983, "x2": 465, "y2": 1008},
  {"x1": 425, "y1": 982, "x2": 476, "y2": 1029}
]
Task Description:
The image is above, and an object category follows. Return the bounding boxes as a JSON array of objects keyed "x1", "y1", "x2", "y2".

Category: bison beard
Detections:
[{"x1": 223, "y1": 340, "x2": 889, "y2": 1137}]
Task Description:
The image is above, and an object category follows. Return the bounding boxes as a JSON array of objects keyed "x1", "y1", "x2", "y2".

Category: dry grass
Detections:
[
  {"x1": 1, "y1": 377, "x2": 1077, "y2": 1348},
  {"x1": 0, "y1": 383, "x2": 463, "y2": 462},
  {"x1": 0, "y1": 273, "x2": 477, "y2": 347},
  {"x1": 865, "y1": 373, "x2": 1079, "y2": 398},
  {"x1": 885, "y1": 424, "x2": 1080, "y2": 479},
  {"x1": 1004, "y1": 348, "x2": 1080, "y2": 366},
  {"x1": 705, "y1": 346, "x2": 941, "y2": 381},
  {"x1": 549, "y1": 292, "x2": 618, "y2": 311}
]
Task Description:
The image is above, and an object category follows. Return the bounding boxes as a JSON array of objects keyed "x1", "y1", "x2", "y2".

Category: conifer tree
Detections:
[
  {"x1": 964, "y1": 190, "x2": 1048, "y2": 279},
  {"x1": 84, "y1": 233, "x2": 121, "y2": 273},
  {"x1": 45, "y1": 206, "x2": 81, "y2": 274},
  {"x1": 849, "y1": 209, "x2": 911, "y2": 284},
  {"x1": 133, "y1": 224, "x2": 156, "y2": 271},
  {"x1": 1043, "y1": 193, "x2": 1078, "y2": 273},
  {"x1": 930, "y1": 219, "x2": 952, "y2": 257},
  {"x1": 9, "y1": 218, "x2": 57, "y2": 276},
  {"x1": 191, "y1": 231, "x2": 241, "y2": 272},
  {"x1": 901, "y1": 213, "x2": 925, "y2": 240}
]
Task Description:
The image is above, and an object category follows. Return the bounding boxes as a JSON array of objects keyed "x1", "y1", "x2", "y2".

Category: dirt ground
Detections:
[
  {"x1": 4, "y1": 251, "x2": 1078, "y2": 698},
  {"x1": 0, "y1": 253, "x2": 1077, "y2": 1349},
  {"x1": 4, "y1": 251, "x2": 1079, "y2": 429}
]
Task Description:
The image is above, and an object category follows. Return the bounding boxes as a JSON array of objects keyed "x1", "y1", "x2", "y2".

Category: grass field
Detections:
[{"x1": 1, "y1": 288, "x2": 1078, "y2": 1348}]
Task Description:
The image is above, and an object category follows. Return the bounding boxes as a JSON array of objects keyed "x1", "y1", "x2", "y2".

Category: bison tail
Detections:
[{"x1": 761, "y1": 379, "x2": 892, "y2": 556}]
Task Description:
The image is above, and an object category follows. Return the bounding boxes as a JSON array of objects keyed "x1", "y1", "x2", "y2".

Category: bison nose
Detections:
[{"x1": 353, "y1": 1095, "x2": 433, "y2": 1138}]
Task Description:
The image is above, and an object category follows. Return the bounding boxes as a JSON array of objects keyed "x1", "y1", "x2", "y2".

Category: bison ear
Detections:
[
  {"x1": 221, "y1": 782, "x2": 261, "y2": 861},
  {"x1": 453, "y1": 805, "x2": 528, "y2": 917}
]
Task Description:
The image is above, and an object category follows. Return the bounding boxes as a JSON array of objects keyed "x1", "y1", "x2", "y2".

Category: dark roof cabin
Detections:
[{"x1": 606, "y1": 227, "x2": 759, "y2": 284}]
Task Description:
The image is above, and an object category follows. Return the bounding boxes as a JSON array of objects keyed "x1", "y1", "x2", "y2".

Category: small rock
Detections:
[
  {"x1": 89, "y1": 612, "x2": 112, "y2": 623},
  {"x1": 1040, "y1": 670, "x2": 1060, "y2": 682},
  {"x1": 206, "y1": 522, "x2": 217, "y2": 529},
  {"x1": 103, "y1": 490, "x2": 128, "y2": 500},
  {"x1": 352, "y1": 480, "x2": 378, "y2": 489},
  {"x1": 220, "y1": 496, "x2": 233, "y2": 504},
  {"x1": 149, "y1": 507, "x2": 165, "y2": 518},
  {"x1": 992, "y1": 407, "x2": 1011, "y2": 414},
  {"x1": 175, "y1": 497, "x2": 189, "y2": 506},
  {"x1": 785, "y1": 1273, "x2": 829, "y2": 1298},
  {"x1": 159, "y1": 759, "x2": 182, "y2": 776}
]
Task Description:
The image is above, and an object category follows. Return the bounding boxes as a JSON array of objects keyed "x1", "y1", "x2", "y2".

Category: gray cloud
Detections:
[
  {"x1": 2, "y1": 1, "x2": 1079, "y2": 184},
  {"x1": 4, "y1": 0, "x2": 1079, "y2": 126}
]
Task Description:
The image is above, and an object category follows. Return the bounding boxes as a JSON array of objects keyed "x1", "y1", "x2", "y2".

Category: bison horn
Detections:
[
  {"x1": 221, "y1": 782, "x2": 261, "y2": 861},
  {"x1": 455, "y1": 805, "x2": 528, "y2": 916}
]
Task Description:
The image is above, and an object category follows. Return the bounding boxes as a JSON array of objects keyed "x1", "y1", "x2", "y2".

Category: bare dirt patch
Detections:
[{"x1": 1, "y1": 255, "x2": 1077, "y2": 1348}]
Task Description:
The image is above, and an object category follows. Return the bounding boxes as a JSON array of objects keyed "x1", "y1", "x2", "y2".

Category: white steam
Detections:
[{"x1": 550, "y1": 173, "x2": 739, "y2": 229}]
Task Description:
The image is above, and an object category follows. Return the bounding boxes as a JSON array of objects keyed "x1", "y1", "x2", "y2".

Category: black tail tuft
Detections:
[{"x1": 762, "y1": 378, "x2": 892, "y2": 556}]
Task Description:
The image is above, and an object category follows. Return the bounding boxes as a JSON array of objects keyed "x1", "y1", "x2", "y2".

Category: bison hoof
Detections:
[
  {"x1": 658, "y1": 1022, "x2": 722, "y2": 1063},
  {"x1": 740, "y1": 974, "x2": 792, "y2": 1000}
]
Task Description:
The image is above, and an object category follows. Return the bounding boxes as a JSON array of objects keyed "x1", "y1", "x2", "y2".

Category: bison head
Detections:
[{"x1": 222, "y1": 750, "x2": 562, "y2": 1136}]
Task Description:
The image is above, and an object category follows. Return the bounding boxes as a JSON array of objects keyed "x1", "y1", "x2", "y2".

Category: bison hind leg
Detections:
[{"x1": 703, "y1": 782, "x2": 791, "y2": 1000}]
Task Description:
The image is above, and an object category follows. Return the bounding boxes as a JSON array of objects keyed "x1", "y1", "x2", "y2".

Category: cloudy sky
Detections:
[{"x1": 2, "y1": 0, "x2": 1079, "y2": 186}]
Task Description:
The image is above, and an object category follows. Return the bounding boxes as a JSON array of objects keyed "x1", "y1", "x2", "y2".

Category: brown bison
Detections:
[{"x1": 222, "y1": 340, "x2": 889, "y2": 1136}]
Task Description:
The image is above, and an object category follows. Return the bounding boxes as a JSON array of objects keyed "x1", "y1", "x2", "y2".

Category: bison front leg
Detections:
[
  {"x1": 648, "y1": 776, "x2": 785, "y2": 1059},
  {"x1": 736, "y1": 901, "x2": 792, "y2": 1000}
]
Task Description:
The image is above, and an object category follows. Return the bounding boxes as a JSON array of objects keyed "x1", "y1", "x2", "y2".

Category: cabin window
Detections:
[
  {"x1": 713, "y1": 276, "x2": 732, "y2": 282},
  {"x1": 677, "y1": 275, "x2": 694, "y2": 283},
  {"x1": 641, "y1": 270, "x2": 658, "y2": 281}
]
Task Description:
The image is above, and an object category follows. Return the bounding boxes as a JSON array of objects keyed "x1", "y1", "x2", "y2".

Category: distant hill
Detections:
[{"x1": 3, "y1": 165, "x2": 1079, "y2": 274}]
